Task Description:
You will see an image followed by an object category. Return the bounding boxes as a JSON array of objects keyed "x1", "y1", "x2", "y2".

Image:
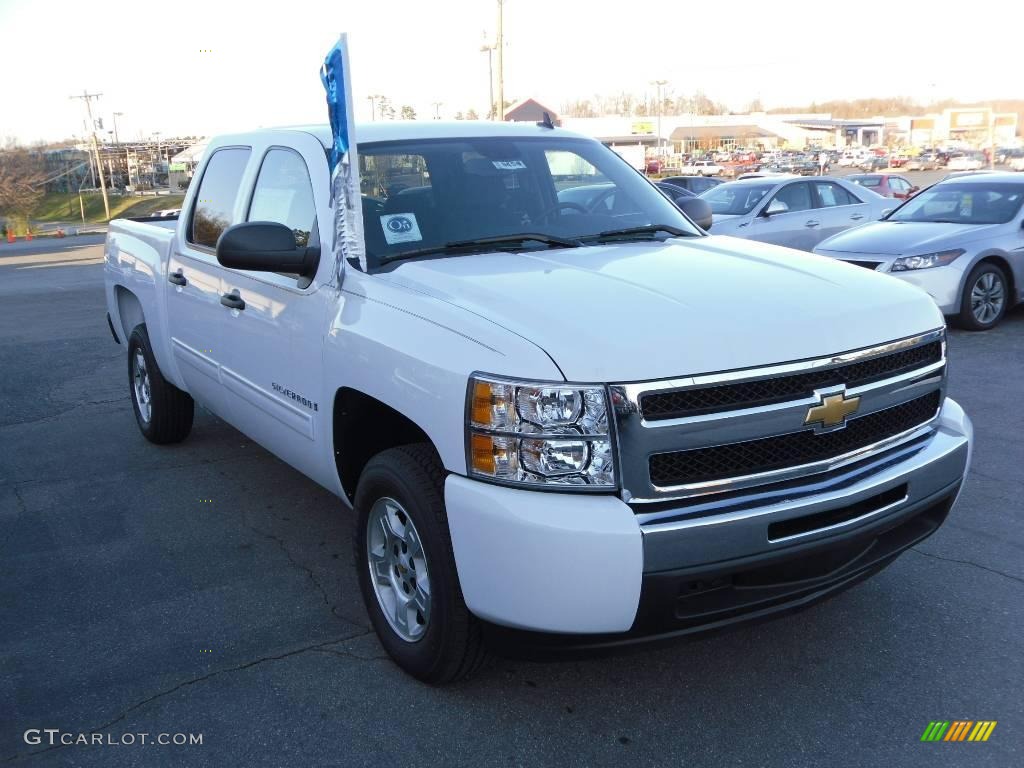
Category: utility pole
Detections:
[
  {"x1": 69, "y1": 91, "x2": 110, "y2": 220},
  {"x1": 496, "y1": 0, "x2": 504, "y2": 120},
  {"x1": 113, "y1": 112, "x2": 123, "y2": 145},
  {"x1": 651, "y1": 79, "x2": 668, "y2": 157}
]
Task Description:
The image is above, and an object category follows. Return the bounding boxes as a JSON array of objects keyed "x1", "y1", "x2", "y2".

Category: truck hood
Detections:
[
  {"x1": 816, "y1": 220, "x2": 1001, "y2": 256},
  {"x1": 377, "y1": 235, "x2": 943, "y2": 382}
]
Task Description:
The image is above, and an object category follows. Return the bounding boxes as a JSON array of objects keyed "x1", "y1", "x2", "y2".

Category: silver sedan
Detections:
[
  {"x1": 814, "y1": 173, "x2": 1024, "y2": 330},
  {"x1": 699, "y1": 176, "x2": 895, "y2": 252}
]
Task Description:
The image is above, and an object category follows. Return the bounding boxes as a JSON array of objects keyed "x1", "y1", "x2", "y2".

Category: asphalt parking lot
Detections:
[{"x1": 1, "y1": 236, "x2": 1021, "y2": 767}]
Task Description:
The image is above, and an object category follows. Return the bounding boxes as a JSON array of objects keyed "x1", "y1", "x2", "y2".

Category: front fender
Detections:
[{"x1": 324, "y1": 271, "x2": 562, "y2": 475}]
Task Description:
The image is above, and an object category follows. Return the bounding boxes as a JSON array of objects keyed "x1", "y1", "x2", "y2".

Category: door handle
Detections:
[
  {"x1": 850, "y1": 213, "x2": 865, "y2": 220},
  {"x1": 220, "y1": 291, "x2": 246, "y2": 311},
  {"x1": 168, "y1": 270, "x2": 187, "y2": 286},
  {"x1": 804, "y1": 220, "x2": 820, "y2": 228}
]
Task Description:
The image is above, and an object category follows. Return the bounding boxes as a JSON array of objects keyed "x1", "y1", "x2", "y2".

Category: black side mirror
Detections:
[
  {"x1": 216, "y1": 221, "x2": 319, "y2": 278},
  {"x1": 676, "y1": 197, "x2": 713, "y2": 231}
]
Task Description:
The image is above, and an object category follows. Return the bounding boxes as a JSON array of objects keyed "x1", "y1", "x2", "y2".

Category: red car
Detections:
[{"x1": 845, "y1": 173, "x2": 919, "y2": 199}]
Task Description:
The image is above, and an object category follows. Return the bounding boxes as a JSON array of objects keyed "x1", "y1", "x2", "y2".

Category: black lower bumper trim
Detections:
[{"x1": 483, "y1": 488, "x2": 956, "y2": 658}]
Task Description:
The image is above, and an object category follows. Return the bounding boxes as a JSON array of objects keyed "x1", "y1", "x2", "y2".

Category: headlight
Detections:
[
  {"x1": 891, "y1": 249, "x2": 964, "y2": 272},
  {"x1": 467, "y1": 375, "x2": 615, "y2": 489}
]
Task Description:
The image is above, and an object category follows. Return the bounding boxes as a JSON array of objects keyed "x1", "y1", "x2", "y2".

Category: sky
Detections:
[{"x1": 0, "y1": 0, "x2": 1018, "y2": 144}]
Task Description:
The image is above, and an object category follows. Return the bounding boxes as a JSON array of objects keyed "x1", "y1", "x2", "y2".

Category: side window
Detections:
[
  {"x1": 247, "y1": 149, "x2": 317, "y2": 247},
  {"x1": 189, "y1": 148, "x2": 251, "y2": 248},
  {"x1": 814, "y1": 181, "x2": 858, "y2": 208},
  {"x1": 890, "y1": 178, "x2": 909, "y2": 194},
  {"x1": 547, "y1": 149, "x2": 619, "y2": 213},
  {"x1": 772, "y1": 182, "x2": 813, "y2": 213}
]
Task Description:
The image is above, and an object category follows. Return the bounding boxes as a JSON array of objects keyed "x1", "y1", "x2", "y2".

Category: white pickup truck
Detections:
[
  {"x1": 678, "y1": 159, "x2": 723, "y2": 176},
  {"x1": 104, "y1": 121, "x2": 972, "y2": 683}
]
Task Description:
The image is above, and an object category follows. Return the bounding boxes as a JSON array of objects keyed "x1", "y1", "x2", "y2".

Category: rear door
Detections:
[
  {"x1": 748, "y1": 181, "x2": 818, "y2": 250},
  {"x1": 165, "y1": 146, "x2": 251, "y2": 417},
  {"x1": 811, "y1": 180, "x2": 872, "y2": 244}
]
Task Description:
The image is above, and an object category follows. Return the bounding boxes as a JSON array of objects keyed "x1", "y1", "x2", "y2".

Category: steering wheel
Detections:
[{"x1": 541, "y1": 201, "x2": 588, "y2": 222}]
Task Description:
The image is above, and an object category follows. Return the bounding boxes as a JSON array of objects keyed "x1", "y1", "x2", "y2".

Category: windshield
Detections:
[
  {"x1": 887, "y1": 182, "x2": 1024, "y2": 224},
  {"x1": 356, "y1": 136, "x2": 700, "y2": 265},
  {"x1": 699, "y1": 182, "x2": 774, "y2": 215}
]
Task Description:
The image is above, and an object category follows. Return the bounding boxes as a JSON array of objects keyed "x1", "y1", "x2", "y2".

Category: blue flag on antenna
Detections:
[{"x1": 320, "y1": 34, "x2": 365, "y2": 274}]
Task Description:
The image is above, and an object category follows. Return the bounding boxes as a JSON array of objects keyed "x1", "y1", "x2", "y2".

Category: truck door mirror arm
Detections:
[{"x1": 216, "y1": 221, "x2": 320, "y2": 280}]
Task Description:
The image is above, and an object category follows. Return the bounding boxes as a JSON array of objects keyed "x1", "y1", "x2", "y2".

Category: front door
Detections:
[
  {"x1": 217, "y1": 141, "x2": 333, "y2": 486},
  {"x1": 165, "y1": 146, "x2": 251, "y2": 418}
]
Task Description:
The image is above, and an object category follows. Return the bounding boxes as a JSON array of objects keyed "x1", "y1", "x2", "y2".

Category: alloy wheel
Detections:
[{"x1": 366, "y1": 497, "x2": 431, "y2": 642}]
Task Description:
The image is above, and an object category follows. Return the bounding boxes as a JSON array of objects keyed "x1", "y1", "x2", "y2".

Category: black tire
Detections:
[
  {"x1": 354, "y1": 444, "x2": 488, "y2": 684},
  {"x1": 955, "y1": 262, "x2": 1009, "y2": 331},
  {"x1": 127, "y1": 325, "x2": 194, "y2": 443}
]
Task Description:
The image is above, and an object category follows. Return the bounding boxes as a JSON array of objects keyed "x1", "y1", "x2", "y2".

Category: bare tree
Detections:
[
  {"x1": 0, "y1": 146, "x2": 47, "y2": 233},
  {"x1": 466, "y1": 109, "x2": 479, "y2": 120},
  {"x1": 400, "y1": 105, "x2": 417, "y2": 120}
]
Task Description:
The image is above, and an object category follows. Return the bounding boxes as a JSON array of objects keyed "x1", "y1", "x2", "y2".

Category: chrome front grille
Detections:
[
  {"x1": 640, "y1": 341, "x2": 942, "y2": 420},
  {"x1": 610, "y1": 329, "x2": 947, "y2": 506},
  {"x1": 648, "y1": 391, "x2": 941, "y2": 487}
]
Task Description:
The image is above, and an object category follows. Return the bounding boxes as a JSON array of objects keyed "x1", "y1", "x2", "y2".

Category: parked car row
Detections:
[
  {"x1": 685, "y1": 168, "x2": 1022, "y2": 331},
  {"x1": 699, "y1": 176, "x2": 894, "y2": 252}
]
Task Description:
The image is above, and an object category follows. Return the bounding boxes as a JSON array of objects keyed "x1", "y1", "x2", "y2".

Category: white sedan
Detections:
[
  {"x1": 699, "y1": 176, "x2": 894, "y2": 251},
  {"x1": 814, "y1": 173, "x2": 1024, "y2": 330}
]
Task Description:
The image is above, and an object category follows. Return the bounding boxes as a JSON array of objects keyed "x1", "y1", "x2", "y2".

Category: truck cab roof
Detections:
[{"x1": 249, "y1": 120, "x2": 592, "y2": 149}]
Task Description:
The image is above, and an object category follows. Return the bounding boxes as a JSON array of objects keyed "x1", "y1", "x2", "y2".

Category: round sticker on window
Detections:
[{"x1": 380, "y1": 213, "x2": 422, "y2": 244}]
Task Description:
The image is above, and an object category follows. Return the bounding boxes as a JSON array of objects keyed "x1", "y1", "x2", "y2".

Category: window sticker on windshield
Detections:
[
  {"x1": 959, "y1": 194, "x2": 972, "y2": 218},
  {"x1": 380, "y1": 213, "x2": 422, "y2": 245},
  {"x1": 492, "y1": 160, "x2": 526, "y2": 170}
]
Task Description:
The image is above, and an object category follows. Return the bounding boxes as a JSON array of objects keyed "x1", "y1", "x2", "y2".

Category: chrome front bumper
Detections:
[{"x1": 638, "y1": 397, "x2": 971, "y2": 573}]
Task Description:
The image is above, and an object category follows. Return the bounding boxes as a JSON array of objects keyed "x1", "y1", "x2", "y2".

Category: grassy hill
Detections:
[{"x1": 29, "y1": 192, "x2": 186, "y2": 226}]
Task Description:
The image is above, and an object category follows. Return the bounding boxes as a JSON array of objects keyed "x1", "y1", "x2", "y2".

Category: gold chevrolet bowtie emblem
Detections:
[{"x1": 805, "y1": 391, "x2": 860, "y2": 429}]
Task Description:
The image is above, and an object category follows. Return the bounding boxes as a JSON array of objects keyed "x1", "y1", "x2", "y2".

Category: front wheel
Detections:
[
  {"x1": 956, "y1": 262, "x2": 1009, "y2": 331},
  {"x1": 354, "y1": 444, "x2": 488, "y2": 683}
]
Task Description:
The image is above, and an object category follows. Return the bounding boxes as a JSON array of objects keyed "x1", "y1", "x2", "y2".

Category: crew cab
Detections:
[{"x1": 104, "y1": 121, "x2": 972, "y2": 683}]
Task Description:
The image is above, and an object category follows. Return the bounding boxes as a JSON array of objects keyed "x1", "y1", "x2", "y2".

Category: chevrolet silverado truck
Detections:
[{"x1": 104, "y1": 121, "x2": 973, "y2": 683}]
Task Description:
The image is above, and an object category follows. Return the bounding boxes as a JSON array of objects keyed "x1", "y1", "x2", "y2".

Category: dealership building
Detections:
[{"x1": 558, "y1": 108, "x2": 1019, "y2": 153}]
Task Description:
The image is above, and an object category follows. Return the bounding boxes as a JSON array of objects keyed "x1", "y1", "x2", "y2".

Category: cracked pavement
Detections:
[{"x1": 1, "y1": 239, "x2": 1021, "y2": 767}]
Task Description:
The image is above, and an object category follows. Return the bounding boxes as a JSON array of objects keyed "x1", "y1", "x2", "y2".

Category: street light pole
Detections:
[
  {"x1": 480, "y1": 40, "x2": 495, "y2": 120},
  {"x1": 432, "y1": 102, "x2": 443, "y2": 120},
  {"x1": 651, "y1": 79, "x2": 668, "y2": 157},
  {"x1": 113, "y1": 112, "x2": 123, "y2": 145}
]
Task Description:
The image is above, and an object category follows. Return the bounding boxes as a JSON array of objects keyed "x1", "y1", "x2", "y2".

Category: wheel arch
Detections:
[
  {"x1": 332, "y1": 387, "x2": 439, "y2": 503},
  {"x1": 114, "y1": 284, "x2": 146, "y2": 339}
]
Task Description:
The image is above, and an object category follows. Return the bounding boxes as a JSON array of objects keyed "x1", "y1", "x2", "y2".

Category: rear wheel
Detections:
[
  {"x1": 127, "y1": 326, "x2": 194, "y2": 443},
  {"x1": 956, "y1": 262, "x2": 1009, "y2": 331},
  {"x1": 354, "y1": 444, "x2": 488, "y2": 683}
]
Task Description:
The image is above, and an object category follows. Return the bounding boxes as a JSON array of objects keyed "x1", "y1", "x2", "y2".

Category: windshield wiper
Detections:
[
  {"x1": 580, "y1": 224, "x2": 696, "y2": 243},
  {"x1": 382, "y1": 233, "x2": 581, "y2": 263}
]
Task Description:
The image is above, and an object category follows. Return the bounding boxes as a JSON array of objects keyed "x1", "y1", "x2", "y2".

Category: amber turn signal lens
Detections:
[
  {"x1": 470, "y1": 433, "x2": 496, "y2": 474},
  {"x1": 471, "y1": 380, "x2": 495, "y2": 426}
]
